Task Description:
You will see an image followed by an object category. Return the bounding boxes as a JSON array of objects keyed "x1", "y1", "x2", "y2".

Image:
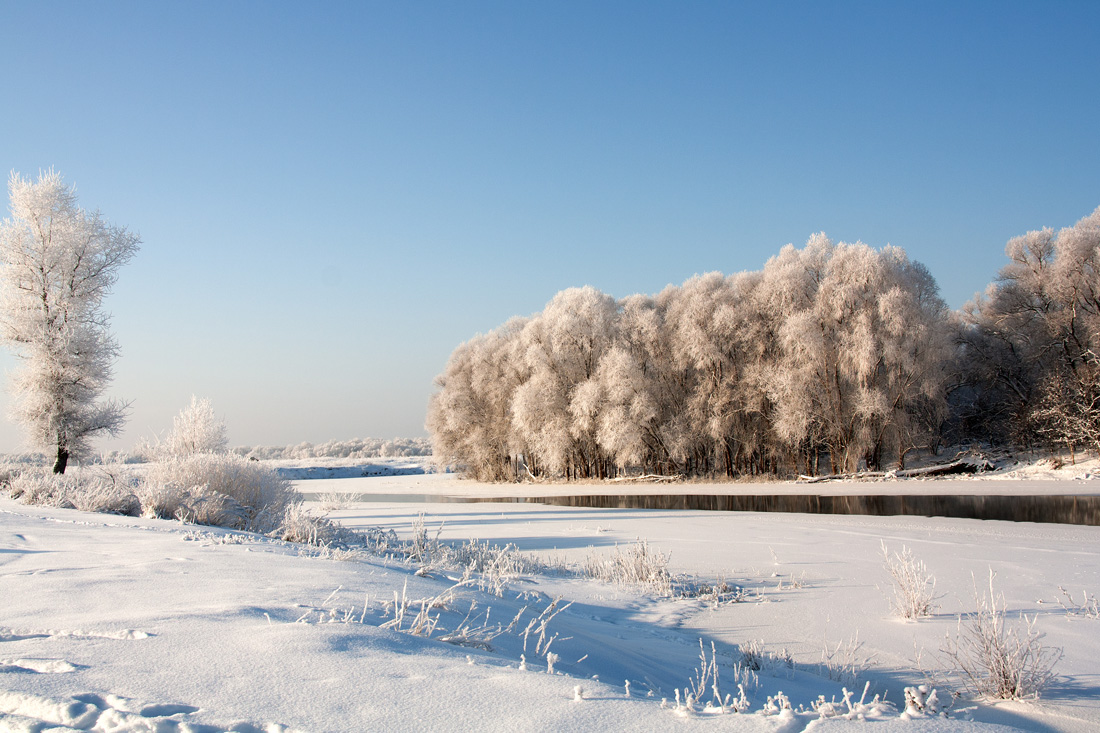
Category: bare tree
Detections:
[{"x1": 0, "y1": 171, "x2": 139, "y2": 473}]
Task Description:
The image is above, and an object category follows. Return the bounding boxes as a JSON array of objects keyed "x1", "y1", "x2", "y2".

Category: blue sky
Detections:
[{"x1": 1, "y1": 1, "x2": 1098, "y2": 451}]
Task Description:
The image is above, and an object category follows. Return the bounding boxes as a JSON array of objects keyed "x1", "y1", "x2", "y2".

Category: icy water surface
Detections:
[
  {"x1": 517, "y1": 492, "x2": 1100, "y2": 525},
  {"x1": 307, "y1": 489, "x2": 1100, "y2": 525}
]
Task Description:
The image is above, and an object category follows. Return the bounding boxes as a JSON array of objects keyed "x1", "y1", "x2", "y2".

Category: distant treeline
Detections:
[
  {"x1": 428, "y1": 207, "x2": 1100, "y2": 481},
  {"x1": 71, "y1": 437, "x2": 433, "y2": 465},
  {"x1": 232, "y1": 437, "x2": 432, "y2": 461}
]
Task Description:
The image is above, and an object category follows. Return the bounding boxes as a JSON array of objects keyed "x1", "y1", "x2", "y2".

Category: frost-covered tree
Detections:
[
  {"x1": 757, "y1": 236, "x2": 832, "y2": 472},
  {"x1": 164, "y1": 395, "x2": 229, "y2": 457},
  {"x1": 0, "y1": 171, "x2": 139, "y2": 473},
  {"x1": 956, "y1": 229, "x2": 1056, "y2": 444},
  {"x1": 428, "y1": 235, "x2": 953, "y2": 480},
  {"x1": 512, "y1": 286, "x2": 619, "y2": 478},
  {"x1": 663, "y1": 270, "x2": 777, "y2": 476},
  {"x1": 426, "y1": 317, "x2": 529, "y2": 480},
  {"x1": 1032, "y1": 352, "x2": 1100, "y2": 457},
  {"x1": 766, "y1": 236, "x2": 949, "y2": 472},
  {"x1": 604, "y1": 292, "x2": 687, "y2": 473},
  {"x1": 959, "y1": 206, "x2": 1100, "y2": 451}
]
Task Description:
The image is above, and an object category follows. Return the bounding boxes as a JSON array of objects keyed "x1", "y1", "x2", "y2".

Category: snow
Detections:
[{"x1": 4, "y1": 466, "x2": 1100, "y2": 731}]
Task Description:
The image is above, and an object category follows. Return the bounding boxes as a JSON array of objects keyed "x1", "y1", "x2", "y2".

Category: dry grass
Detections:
[{"x1": 941, "y1": 571, "x2": 1062, "y2": 700}]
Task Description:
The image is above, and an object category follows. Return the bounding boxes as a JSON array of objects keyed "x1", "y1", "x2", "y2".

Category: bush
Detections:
[
  {"x1": 583, "y1": 539, "x2": 673, "y2": 596},
  {"x1": 136, "y1": 482, "x2": 250, "y2": 528},
  {"x1": 7, "y1": 469, "x2": 139, "y2": 515},
  {"x1": 140, "y1": 453, "x2": 296, "y2": 532},
  {"x1": 941, "y1": 571, "x2": 1062, "y2": 700},
  {"x1": 881, "y1": 541, "x2": 939, "y2": 619},
  {"x1": 275, "y1": 502, "x2": 355, "y2": 546}
]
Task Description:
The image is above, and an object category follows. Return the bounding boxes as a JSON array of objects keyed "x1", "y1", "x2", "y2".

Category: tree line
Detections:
[{"x1": 428, "y1": 206, "x2": 1100, "y2": 481}]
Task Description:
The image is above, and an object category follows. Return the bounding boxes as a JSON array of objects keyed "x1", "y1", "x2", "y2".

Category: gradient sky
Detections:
[{"x1": 1, "y1": 1, "x2": 1098, "y2": 453}]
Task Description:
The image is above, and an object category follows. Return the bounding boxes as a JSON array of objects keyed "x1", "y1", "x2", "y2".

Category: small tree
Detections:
[
  {"x1": 0, "y1": 171, "x2": 139, "y2": 473},
  {"x1": 164, "y1": 395, "x2": 229, "y2": 457}
]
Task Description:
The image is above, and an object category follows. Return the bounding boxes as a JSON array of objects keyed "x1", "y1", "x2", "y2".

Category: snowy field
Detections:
[{"x1": 3, "y1": 464, "x2": 1100, "y2": 732}]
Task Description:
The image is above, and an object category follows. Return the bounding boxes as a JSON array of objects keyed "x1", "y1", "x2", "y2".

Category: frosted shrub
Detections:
[
  {"x1": 8, "y1": 471, "x2": 70, "y2": 506},
  {"x1": 941, "y1": 572, "x2": 1062, "y2": 700},
  {"x1": 66, "y1": 477, "x2": 140, "y2": 515},
  {"x1": 739, "y1": 639, "x2": 793, "y2": 677},
  {"x1": 278, "y1": 502, "x2": 325, "y2": 544},
  {"x1": 140, "y1": 453, "x2": 296, "y2": 531},
  {"x1": 902, "y1": 685, "x2": 941, "y2": 717},
  {"x1": 813, "y1": 683, "x2": 896, "y2": 721},
  {"x1": 409, "y1": 513, "x2": 444, "y2": 565},
  {"x1": 881, "y1": 541, "x2": 939, "y2": 619},
  {"x1": 157, "y1": 485, "x2": 247, "y2": 527},
  {"x1": 686, "y1": 639, "x2": 734, "y2": 712},
  {"x1": 390, "y1": 515, "x2": 561, "y2": 595},
  {"x1": 818, "y1": 634, "x2": 871, "y2": 685},
  {"x1": 276, "y1": 503, "x2": 354, "y2": 547},
  {"x1": 1041, "y1": 586, "x2": 1100, "y2": 619},
  {"x1": 584, "y1": 539, "x2": 672, "y2": 596},
  {"x1": 8, "y1": 469, "x2": 139, "y2": 515},
  {"x1": 316, "y1": 490, "x2": 354, "y2": 512},
  {"x1": 452, "y1": 539, "x2": 544, "y2": 596},
  {"x1": 1056, "y1": 587, "x2": 1100, "y2": 618}
]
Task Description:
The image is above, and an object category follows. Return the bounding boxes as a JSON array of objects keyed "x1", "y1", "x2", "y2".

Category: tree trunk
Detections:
[{"x1": 53, "y1": 446, "x2": 69, "y2": 474}]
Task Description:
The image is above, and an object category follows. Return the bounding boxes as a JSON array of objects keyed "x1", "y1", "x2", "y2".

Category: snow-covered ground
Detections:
[{"x1": 3, "y1": 461, "x2": 1100, "y2": 732}]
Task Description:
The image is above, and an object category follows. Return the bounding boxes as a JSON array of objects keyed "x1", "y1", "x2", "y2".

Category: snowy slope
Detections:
[
  {"x1": 3, "y1": 487, "x2": 1095, "y2": 731},
  {"x1": 325, "y1": 493, "x2": 1100, "y2": 732}
]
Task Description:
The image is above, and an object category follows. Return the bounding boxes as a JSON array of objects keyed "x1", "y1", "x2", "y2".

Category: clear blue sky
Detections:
[{"x1": 1, "y1": 1, "x2": 1098, "y2": 452}]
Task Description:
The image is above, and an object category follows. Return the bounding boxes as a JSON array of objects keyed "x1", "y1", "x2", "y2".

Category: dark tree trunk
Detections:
[{"x1": 53, "y1": 447, "x2": 69, "y2": 475}]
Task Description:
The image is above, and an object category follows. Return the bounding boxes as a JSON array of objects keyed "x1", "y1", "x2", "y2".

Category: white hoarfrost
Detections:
[
  {"x1": 0, "y1": 170, "x2": 139, "y2": 474},
  {"x1": 162, "y1": 395, "x2": 228, "y2": 457},
  {"x1": 428, "y1": 236, "x2": 952, "y2": 481}
]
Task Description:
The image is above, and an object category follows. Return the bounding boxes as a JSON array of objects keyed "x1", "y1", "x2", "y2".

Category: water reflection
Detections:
[
  {"x1": 514, "y1": 494, "x2": 1100, "y2": 526},
  {"x1": 315, "y1": 492, "x2": 1100, "y2": 525}
]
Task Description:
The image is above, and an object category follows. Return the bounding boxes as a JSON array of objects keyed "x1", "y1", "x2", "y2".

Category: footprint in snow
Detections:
[
  {"x1": 73, "y1": 693, "x2": 199, "y2": 717},
  {"x1": 0, "y1": 626, "x2": 153, "y2": 641},
  {"x1": 0, "y1": 630, "x2": 50, "y2": 642},
  {"x1": 0, "y1": 657, "x2": 84, "y2": 673},
  {"x1": 0, "y1": 690, "x2": 301, "y2": 733},
  {"x1": 0, "y1": 627, "x2": 152, "y2": 679}
]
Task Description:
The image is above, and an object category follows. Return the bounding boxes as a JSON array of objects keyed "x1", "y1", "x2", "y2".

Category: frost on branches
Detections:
[
  {"x1": 431, "y1": 205, "x2": 1100, "y2": 480},
  {"x1": 164, "y1": 395, "x2": 229, "y2": 457},
  {"x1": 0, "y1": 171, "x2": 139, "y2": 473},
  {"x1": 957, "y1": 205, "x2": 1100, "y2": 451},
  {"x1": 428, "y1": 239, "x2": 952, "y2": 480}
]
